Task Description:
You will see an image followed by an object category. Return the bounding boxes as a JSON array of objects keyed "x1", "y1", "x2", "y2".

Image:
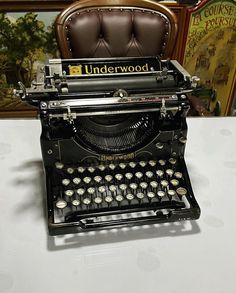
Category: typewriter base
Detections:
[{"x1": 45, "y1": 158, "x2": 200, "y2": 236}]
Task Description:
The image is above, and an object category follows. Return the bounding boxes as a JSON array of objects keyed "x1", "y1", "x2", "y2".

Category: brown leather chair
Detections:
[{"x1": 55, "y1": 0, "x2": 178, "y2": 59}]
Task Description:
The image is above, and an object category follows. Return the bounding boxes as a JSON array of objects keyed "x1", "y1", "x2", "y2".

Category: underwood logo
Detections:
[{"x1": 85, "y1": 63, "x2": 149, "y2": 74}]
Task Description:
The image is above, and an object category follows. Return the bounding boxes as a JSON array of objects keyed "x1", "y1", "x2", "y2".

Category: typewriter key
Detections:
[
  {"x1": 83, "y1": 198, "x2": 91, "y2": 205},
  {"x1": 87, "y1": 187, "x2": 95, "y2": 194},
  {"x1": 150, "y1": 181, "x2": 158, "y2": 188},
  {"x1": 98, "y1": 186, "x2": 106, "y2": 193},
  {"x1": 116, "y1": 195, "x2": 124, "y2": 202},
  {"x1": 167, "y1": 189, "x2": 176, "y2": 198},
  {"x1": 166, "y1": 169, "x2": 174, "y2": 177},
  {"x1": 129, "y1": 183, "x2": 138, "y2": 190},
  {"x1": 88, "y1": 167, "x2": 95, "y2": 173},
  {"x1": 55, "y1": 162, "x2": 64, "y2": 169},
  {"x1": 176, "y1": 187, "x2": 187, "y2": 196},
  {"x1": 115, "y1": 173, "x2": 123, "y2": 181},
  {"x1": 77, "y1": 188, "x2": 85, "y2": 195},
  {"x1": 158, "y1": 160, "x2": 166, "y2": 166},
  {"x1": 119, "y1": 163, "x2": 126, "y2": 169},
  {"x1": 62, "y1": 179, "x2": 70, "y2": 186},
  {"x1": 72, "y1": 199, "x2": 80, "y2": 207},
  {"x1": 135, "y1": 172, "x2": 143, "y2": 179},
  {"x1": 147, "y1": 192, "x2": 155, "y2": 199},
  {"x1": 129, "y1": 161, "x2": 136, "y2": 168},
  {"x1": 83, "y1": 177, "x2": 92, "y2": 184},
  {"x1": 169, "y1": 158, "x2": 177, "y2": 165},
  {"x1": 136, "y1": 192, "x2": 145, "y2": 200},
  {"x1": 140, "y1": 182, "x2": 148, "y2": 189},
  {"x1": 156, "y1": 170, "x2": 164, "y2": 177},
  {"x1": 174, "y1": 172, "x2": 183, "y2": 179},
  {"x1": 56, "y1": 200, "x2": 67, "y2": 209},
  {"x1": 170, "y1": 179, "x2": 179, "y2": 187},
  {"x1": 149, "y1": 160, "x2": 157, "y2": 167},
  {"x1": 160, "y1": 180, "x2": 169, "y2": 188},
  {"x1": 73, "y1": 177, "x2": 81, "y2": 185},
  {"x1": 67, "y1": 167, "x2": 74, "y2": 174},
  {"x1": 109, "y1": 185, "x2": 117, "y2": 192},
  {"x1": 94, "y1": 196, "x2": 103, "y2": 204},
  {"x1": 157, "y1": 190, "x2": 165, "y2": 198},
  {"x1": 105, "y1": 175, "x2": 113, "y2": 182},
  {"x1": 94, "y1": 176, "x2": 102, "y2": 183},
  {"x1": 78, "y1": 167, "x2": 85, "y2": 173},
  {"x1": 126, "y1": 193, "x2": 134, "y2": 201},
  {"x1": 125, "y1": 172, "x2": 133, "y2": 180},
  {"x1": 105, "y1": 195, "x2": 113, "y2": 203},
  {"x1": 64, "y1": 189, "x2": 74, "y2": 197},
  {"x1": 139, "y1": 161, "x2": 147, "y2": 167},
  {"x1": 119, "y1": 184, "x2": 127, "y2": 191},
  {"x1": 109, "y1": 163, "x2": 116, "y2": 170},
  {"x1": 98, "y1": 165, "x2": 106, "y2": 171},
  {"x1": 146, "y1": 171, "x2": 154, "y2": 178}
]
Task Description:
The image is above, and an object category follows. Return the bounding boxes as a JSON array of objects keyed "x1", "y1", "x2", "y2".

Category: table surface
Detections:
[{"x1": 0, "y1": 117, "x2": 236, "y2": 293}]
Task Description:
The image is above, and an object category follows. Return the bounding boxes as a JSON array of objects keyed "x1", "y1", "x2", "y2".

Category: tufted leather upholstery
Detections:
[{"x1": 56, "y1": 0, "x2": 177, "y2": 59}]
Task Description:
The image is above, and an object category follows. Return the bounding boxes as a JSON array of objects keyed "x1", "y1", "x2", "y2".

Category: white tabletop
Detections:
[{"x1": 0, "y1": 117, "x2": 236, "y2": 293}]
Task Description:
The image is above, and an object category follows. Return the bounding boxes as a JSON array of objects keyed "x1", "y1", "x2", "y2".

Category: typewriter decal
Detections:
[{"x1": 16, "y1": 56, "x2": 200, "y2": 235}]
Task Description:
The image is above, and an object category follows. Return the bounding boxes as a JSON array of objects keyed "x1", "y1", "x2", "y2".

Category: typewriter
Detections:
[{"x1": 16, "y1": 56, "x2": 201, "y2": 235}]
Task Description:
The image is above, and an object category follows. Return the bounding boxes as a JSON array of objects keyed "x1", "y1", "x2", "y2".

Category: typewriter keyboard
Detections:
[{"x1": 50, "y1": 157, "x2": 193, "y2": 223}]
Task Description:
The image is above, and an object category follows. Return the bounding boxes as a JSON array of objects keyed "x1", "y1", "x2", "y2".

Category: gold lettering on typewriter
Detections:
[
  {"x1": 69, "y1": 65, "x2": 82, "y2": 75},
  {"x1": 84, "y1": 64, "x2": 149, "y2": 75},
  {"x1": 99, "y1": 153, "x2": 135, "y2": 161}
]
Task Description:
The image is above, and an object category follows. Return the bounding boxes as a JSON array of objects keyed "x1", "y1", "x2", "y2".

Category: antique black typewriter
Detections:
[{"x1": 16, "y1": 56, "x2": 200, "y2": 235}]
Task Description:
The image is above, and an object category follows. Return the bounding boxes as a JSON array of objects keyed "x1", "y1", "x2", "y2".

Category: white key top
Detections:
[
  {"x1": 94, "y1": 197, "x2": 103, "y2": 204},
  {"x1": 88, "y1": 167, "x2": 95, "y2": 173},
  {"x1": 98, "y1": 186, "x2": 106, "y2": 193},
  {"x1": 115, "y1": 173, "x2": 123, "y2": 181},
  {"x1": 64, "y1": 190, "x2": 74, "y2": 197},
  {"x1": 157, "y1": 190, "x2": 165, "y2": 198},
  {"x1": 150, "y1": 181, "x2": 158, "y2": 188},
  {"x1": 62, "y1": 179, "x2": 70, "y2": 186},
  {"x1": 147, "y1": 192, "x2": 155, "y2": 198},
  {"x1": 135, "y1": 172, "x2": 143, "y2": 179},
  {"x1": 67, "y1": 167, "x2": 74, "y2": 174},
  {"x1": 55, "y1": 162, "x2": 64, "y2": 169},
  {"x1": 116, "y1": 195, "x2": 124, "y2": 202},
  {"x1": 73, "y1": 177, "x2": 81, "y2": 185},
  {"x1": 105, "y1": 175, "x2": 113, "y2": 182},
  {"x1": 72, "y1": 199, "x2": 80, "y2": 206},
  {"x1": 56, "y1": 199, "x2": 67, "y2": 209},
  {"x1": 125, "y1": 172, "x2": 133, "y2": 180},
  {"x1": 136, "y1": 192, "x2": 145, "y2": 199},
  {"x1": 77, "y1": 188, "x2": 85, "y2": 195},
  {"x1": 94, "y1": 176, "x2": 102, "y2": 183},
  {"x1": 87, "y1": 187, "x2": 95, "y2": 194},
  {"x1": 78, "y1": 167, "x2": 85, "y2": 173},
  {"x1": 119, "y1": 184, "x2": 127, "y2": 191},
  {"x1": 126, "y1": 193, "x2": 134, "y2": 200},
  {"x1": 83, "y1": 198, "x2": 91, "y2": 205},
  {"x1": 83, "y1": 177, "x2": 91, "y2": 184},
  {"x1": 129, "y1": 183, "x2": 138, "y2": 190},
  {"x1": 140, "y1": 182, "x2": 148, "y2": 189}
]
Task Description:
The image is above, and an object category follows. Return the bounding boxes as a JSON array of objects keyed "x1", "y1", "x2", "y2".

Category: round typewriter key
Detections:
[
  {"x1": 72, "y1": 199, "x2": 80, "y2": 207},
  {"x1": 109, "y1": 163, "x2": 116, "y2": 170},
  {"x1": 160, "y1": 180, "x2": 169, "y2": 188},
  {"x1": 94, "y1": 196, "x2": 103, "y2": 204},
  {"x1": 150, "y1": 181, "x2": 158, "y2": 188},
  {"x1": 115, "y1": 173, "x2": 123, "y2": 181},
  {"x1": 167, "y1": 189, "x2": 176, "y2": 197},
  {"x1": 88, "y1": 167, "x2": 95, "y2": 173},
  {"x1": 64, "y1": 189, "x2": 74, "y2": 197},
  {"x1": 83, "y1": 198, "x2": 91, "y2": 205},
  {"x1": 149, "y1": 160, "x2": 157, "y2": 167},
  {"x1": 62, "y1": 178, "x2": 70, "y2": 186},
  {"x1": 136, "y1": 192, "x2": 145, "y2": 199},
  {"x1": 147, "y1": 192, "x2": 155, "y2": 199},
  {"x1": 169, "y1": 158, "x2": 177, "y2": 165},
  {"x1": 105, "y1": 195, "x2": 113, "y2": 203},
  {"x1": 157, "y1": 190, "x2": 165, "y2": 198},
  {"x1": 78, "y1": 167, "x2": 85, "y2": 173},
  {"x1": 67, "y1": 167, "x2": 74, "y2": 174},
  {"x1": 116, "y1": 195, "x2": 124, "y2": 202},
  {"x1": 98, "y1": 186, "x2": 106, "y2": 193},
  {"x1": 126, "y1": 193, "x2": 134, "y2": 201},
  {"x1": 109, "y1": 185, "x2": 117, "y2": 192},
  {"x1": 170, "y1": 179, "x2": 179, "y2": 187},
  {"x1": 87, "y1": 187, "x2": 95, "y2": 194},
  {"x1": 119, "y1": 163, "x2": 126, "y2": 169},
  {"x1": 176, "y1": 187, "x2": 187, "y2": 196},
  {"x1": 129, "y1": 183, "x2": 138, "y2": 190},
  {"x1": 140, "y1": 182, "x2": 148, "y2": 189},
  {"x1": 129, "y1": 161, "x2": 136, "y2": 168},
  {"x1": 83, "y1": 177, "x2": 92, "y2": 184},
  {"x1": 105, "y1": 175, "x2": 113, "y2": 182},
  {"x1": 166, "y1": 169, "x2": 174, "y2": 177},
  {"x1": 146, "y1": 171, "x2": 154, "y2": 178},
  {"x1": 119, "y1": 184, "x2": 127, "y2": 191},
  {"x1": 125, "y1": 172, "x2": 133, "y2": 180},
  {"x1": 73, "y1": 177, "x2": 81, "y2": 185},
  {"x1": 55, "y1": 162, "x2": 64, "y2": 169},
  {"x1": 98, "y1": 165, "x2": 106, "y2": 171},
  {"x1": 158, "y1": 159, "x2": 166, "y2": 166},
  {"x1": 77, "y1": 188, "x2": 85, "y2": 195},
  {"x1": 156, "y1": 170, "x2": 164, "y2": 177},
  {"x1": 139, "y1": 161, "x2": 147, "y2": 167},
  {"x1": 94, "y1": 176, "x2": 102, "y2": 183},
  {"x1": 56, "y1": 199, "x2": 67, "y2": 209},
  {"x1": 174, "y1": 172, "x2": 183, "y2": 179},
  {"x1": 135, "y1": 172, "x2": 143, "y2": 179}
]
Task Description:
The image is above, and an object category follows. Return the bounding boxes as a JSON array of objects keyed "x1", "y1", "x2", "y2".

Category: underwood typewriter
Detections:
[{"x1": 16, "y1": 56, "x2": 201, "y2": 235}]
